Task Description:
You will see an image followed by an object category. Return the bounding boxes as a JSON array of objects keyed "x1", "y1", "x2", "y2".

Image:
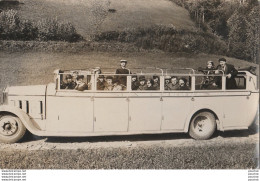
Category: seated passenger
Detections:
[
  {"x1": 72, "y1": 71, "x2": 79, "y2": 81},
  {"x1": 75, "y1": 75, "x2": 88, "y2": 91},
  {"x1": 144, "y1": 79, "x2": 155, "y2": 90},
  {"x1": 167, "y1": 76, "x2": 179, "y2": 90},
  {"x1": 153, "y1": 75, "x2": 160, "y2": 90},
  {"x1": 201, "y1": 61, "x2": 218, "y2": 90},
  {"x1": 178, "y1": 78, "x2": 190, "y2": 90},
  {"x1": 61, "y1": 74, "x2": 77, "y2": 89},
  {"x1": 137, "y1": 76, "x2": 146, "y2": 90},
  {"x1": 113, "y1": 78, "x2": 124, "y2": 91},
  {"x1": 131, "y1": 75, "x2": 139, "y2": 90},
  {"x1": 97, "y1": 75, "x2": 105, "y2": 90},
  {"x1": 104, "y1": 76, "x2": 114, "y2": 91},
  {"x1": 164, "y1": 76, "x2": 171, "y2": 90}
]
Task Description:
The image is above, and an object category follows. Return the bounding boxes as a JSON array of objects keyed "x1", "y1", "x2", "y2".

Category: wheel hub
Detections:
[
  {"x1": 0, "y1": 117, "x2": 18, "y2": 136},
  {"x1": 194, "y1": 116, "x2": 208, "y2": 132}
]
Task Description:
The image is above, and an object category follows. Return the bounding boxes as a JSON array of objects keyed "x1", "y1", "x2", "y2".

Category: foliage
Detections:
[
  {"x1": 0, "y1": 10, "x2": 82, "y2": 42},
  {"x1": 94, "y1": 25, "x2": 227, "y2": 55},
  {"x1": 171, "y1": 0, "x2": 260, "y2": 63}
]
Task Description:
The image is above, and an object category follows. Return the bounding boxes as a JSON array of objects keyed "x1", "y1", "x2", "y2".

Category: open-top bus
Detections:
[{"x1": 0, "y1": 67, "x2": 258, "y2": 143}]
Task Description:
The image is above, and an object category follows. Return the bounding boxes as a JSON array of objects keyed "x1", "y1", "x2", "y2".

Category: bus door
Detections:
[
  {"x1": 93, "y1": 96, "x2": 128, "y2": 132},
  {"x1": 221, "y1": 75, "x2": 250, "y2": 128},
  {"x1": 128, "y1": 94, "x2": 162, "y2": 131}
]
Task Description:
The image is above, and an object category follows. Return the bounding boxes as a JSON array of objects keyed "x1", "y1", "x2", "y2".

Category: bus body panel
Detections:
[
  {"x1": 161, "y1": 96, "x2": 193, "y2": 131},
  {"x1": 94, "y1": 97, "x2": 128, "y2": 132},
  {"x1": 128, "y1": 97, "x2": 162, "y2": 131},
  {"x1": 46, "y1": 96, "x2": 94, "y2": 132}
]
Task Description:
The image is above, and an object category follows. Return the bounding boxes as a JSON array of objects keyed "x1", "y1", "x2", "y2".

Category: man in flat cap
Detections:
[
  {"x1": 115, "y1": 60, "x2": 131, "y2": 86},
  {"x1": 216, "y1": 58, "x2": 238, "y2": 89}
]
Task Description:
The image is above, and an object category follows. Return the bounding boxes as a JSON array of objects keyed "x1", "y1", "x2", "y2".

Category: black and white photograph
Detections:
[{"x1": 0, "y1": 0, "x2": 259, "y2": 180}]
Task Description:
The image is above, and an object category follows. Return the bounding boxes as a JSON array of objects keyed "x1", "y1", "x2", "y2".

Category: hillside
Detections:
[{"x1": 17, "y1": 0, "x2": 197, "y2": 39}]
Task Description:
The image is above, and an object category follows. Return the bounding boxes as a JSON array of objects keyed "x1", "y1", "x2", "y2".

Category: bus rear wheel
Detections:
[
  {"x1": 189, "y1": 111, "x2": 216, "y2": 140},
  {"x1": 0, "y1": 115, "x2": 27, "y2": 143}
]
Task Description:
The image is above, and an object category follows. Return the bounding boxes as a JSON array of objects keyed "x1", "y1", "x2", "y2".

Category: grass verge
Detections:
[{"x1": 0, "y1": 143, "x2": 257, "y2": 169}]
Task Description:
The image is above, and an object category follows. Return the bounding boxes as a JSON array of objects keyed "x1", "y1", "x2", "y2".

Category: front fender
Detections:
[{"x1": 0, "y1": 105, "x2": 41, "y2": 135}]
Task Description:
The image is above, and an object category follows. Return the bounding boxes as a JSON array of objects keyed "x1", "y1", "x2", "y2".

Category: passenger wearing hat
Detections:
[
  {"x1": 112, "y1": 78, "x2": 124, "y2": 91},
  {"x1": 216, "y1": 58, "x2": 238, "y2": 89},
  {"x1": 131, "y1": 74, "x2": 139, "y2": 90},
  {"x1": 137, "y1": 76, "x2": 146, "y2": 90},
  {"x1": 60, "y1": 74, "x2": 77, "y2": 89},
  {"x1": 178, "y1": 77, "x2": 190, "y2": 90},
  {"x1": 164, "y1": 75, "x2": 171, "y2": 90},
  {"x1": 153, "y1": 75, "x2": 160, "y2": 90},
  {"x1": 75, "y1": 75, "x2": 88, "y2": 91},
  {"x1": 97, "y1": 75, "x2": 105, "y2": 90},
  {"x1": 104, "y1": 76, "x2": 114, "y2": 91},
  {"x1": 115, "y1": 59, "x2": 131, "y2": 86}
]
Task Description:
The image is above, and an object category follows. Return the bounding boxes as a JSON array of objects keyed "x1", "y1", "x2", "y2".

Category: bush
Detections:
[
  {"x1": 94, "y1": 25, "x2": 227, "y2": 55},
  {"x1": 0, "y1": 10, "x2": 82, "y2": 42}
]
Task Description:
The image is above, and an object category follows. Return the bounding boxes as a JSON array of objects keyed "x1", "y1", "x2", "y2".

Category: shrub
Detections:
[
  {"x1": 94, "y1": 25, "x2": 228, "y2": 55},
  {"x1": 0, "y1": 10, "x2": 82, "y2": 42}
]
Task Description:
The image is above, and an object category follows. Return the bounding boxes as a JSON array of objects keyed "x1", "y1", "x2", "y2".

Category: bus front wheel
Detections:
[
  {"x1": 0, "y1": 115, "x2": 27, "y2": 143},
  {"x1": 189, "y1": 112, "x2": 216, "y2": 140}
]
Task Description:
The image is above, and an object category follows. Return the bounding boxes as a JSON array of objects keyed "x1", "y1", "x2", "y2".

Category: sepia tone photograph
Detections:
[{"x1": 0, "y1": 0, "x2": 259, "y2": 172}]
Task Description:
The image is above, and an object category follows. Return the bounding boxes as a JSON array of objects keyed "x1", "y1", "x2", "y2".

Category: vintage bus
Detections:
[{"x1": 0, "y1": 67, "x2": 258, "y2": 143}]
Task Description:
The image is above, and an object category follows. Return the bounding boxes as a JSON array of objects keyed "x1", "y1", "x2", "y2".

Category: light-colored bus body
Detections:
[{"x1": 0, "y1": 68, "x2": 258, "y2": 143}]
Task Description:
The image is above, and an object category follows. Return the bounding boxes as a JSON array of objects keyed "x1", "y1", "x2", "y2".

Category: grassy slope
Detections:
[
  {"x1": 18, "y1": 0, "x2": 196, "y2": 39},
  {"x1": 0, "y1": 51, "x2": 257, "y2": 90}
]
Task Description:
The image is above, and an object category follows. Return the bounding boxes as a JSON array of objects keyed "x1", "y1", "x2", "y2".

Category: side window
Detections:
[
  {"x1": 234, "y1": 76, "x2": 246, "y2": 89},
  {"x1": 60, "y1": 73, "x2": 91, "y2": 91},
  {"x1": 164, "y1": 76, "x2": 191, "y2": 91},
  {"x1": 97, "y1": 75, "x2": 127, "y2": 91},
  {"x1": 131, "y1": 75, "x2": 160, "y2": 91},
  {"x1": 195, "y1": 75, "x2": 222, "y2": 90}
]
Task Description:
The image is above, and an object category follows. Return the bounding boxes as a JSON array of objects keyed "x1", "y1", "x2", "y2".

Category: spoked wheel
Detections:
[
  {"x1": 189, "y1": 112, "x2": 216, "y2": 140},
  {"x1": 0, "y1": 115, "x2": 27, "y2": 143}
]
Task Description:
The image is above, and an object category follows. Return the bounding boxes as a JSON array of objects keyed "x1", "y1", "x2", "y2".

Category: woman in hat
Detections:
[
  {"x1": 97, "y1": 75, "x2": 105, "y2": 90},
  {"x1": 131, "y1": 75, "x2": 139, "y2": 90},
  {"x1": 164, "y1": 75, "x2": 171, "y2": 90},
  {"x1": 75, "y1": 75, "x2": 88, "y2": 91},
  {"x1": 61, "y1": 74, "x2": 77, "y2": 89},
  {"x1": 137, "y1": 76, "x2": 146, "y2": 90},
  {"x1": 153, "y1": 75, "x2": 160, "y2": 90},
  {"x1": 178, "y1": 77, "x2": 190, "y2": 90}
]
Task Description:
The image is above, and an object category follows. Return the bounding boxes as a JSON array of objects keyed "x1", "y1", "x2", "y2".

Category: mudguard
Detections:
[{"x1": 0, "y1": 105, "x2": 41, "y2": 135}]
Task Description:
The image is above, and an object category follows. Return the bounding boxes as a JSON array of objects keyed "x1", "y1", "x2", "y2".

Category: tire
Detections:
[
  {"x1": 189, "y1": 111, "x2": 216, "y2": 140},
  {"x1": 0, "y1": 115, "x2": 27, "y2": 143}
]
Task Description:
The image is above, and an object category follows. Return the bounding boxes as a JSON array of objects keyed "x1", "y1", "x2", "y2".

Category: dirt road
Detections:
[{"x1": 0, "y1": 129, "x2": 258, "y2": 151}]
